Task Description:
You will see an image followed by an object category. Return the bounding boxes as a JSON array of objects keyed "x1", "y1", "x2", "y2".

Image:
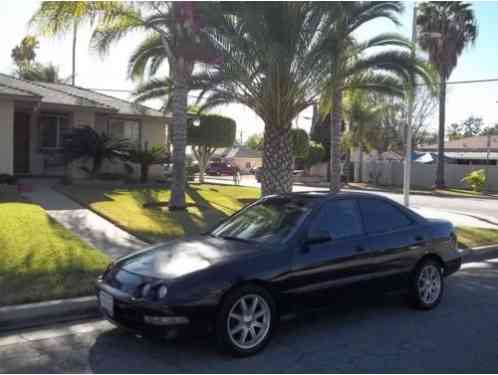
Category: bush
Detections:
[{"x1": 462, "y1": 169, "x2": 486, "y2": 192}]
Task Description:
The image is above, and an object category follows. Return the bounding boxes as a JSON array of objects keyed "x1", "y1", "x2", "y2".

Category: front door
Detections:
[
  {"x1": 288, "y1": 199, "x2": 374, "y2": 296},
  {"x1": 14, "y1": 112, "x2": 30, "y2": 174}
]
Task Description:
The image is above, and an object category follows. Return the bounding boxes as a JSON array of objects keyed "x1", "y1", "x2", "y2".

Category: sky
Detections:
[{"x1": 1, "y1": 1, "x2": 498, "y2": 141}]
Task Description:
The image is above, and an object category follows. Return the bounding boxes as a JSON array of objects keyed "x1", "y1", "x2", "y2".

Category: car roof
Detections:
[
  {"x1": 263, "y1": 191, "x2": 408, "y2": 208},
  {"x1": 263, "y1": 191, "x2": 424, "y2": 221}
]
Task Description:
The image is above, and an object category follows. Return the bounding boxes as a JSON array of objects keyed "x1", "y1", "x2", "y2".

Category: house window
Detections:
[
  {"x1": 108, "y1": 118, "x2": 141, "y2": 146},
  {"x1": 39, "y1": 114, "x2": 69, "y2": 149}
]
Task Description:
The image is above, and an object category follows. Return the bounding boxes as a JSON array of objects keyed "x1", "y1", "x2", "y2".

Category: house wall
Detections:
[
  {"x1": 0, "y1": 99, "x2": 14, "y2": 175},
  {"x1": 230, "y1": 157, "x2": 262, "y2": 172},
  {"x1": 95, "y1": 115, "x2": 167, "y2": 180}
]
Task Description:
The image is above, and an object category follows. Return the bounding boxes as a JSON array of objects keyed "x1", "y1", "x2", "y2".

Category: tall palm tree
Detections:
[
  {"x1": 319, "y1": 2, "x2": 434, "y2": 193},
  {"x1": 196, "y1": 3, "x2": 329, "y2": 196},
  {"x1": 30, "y1": 2, "x2": 219, "y2": 209},
  {"x1": 18, "y1": 63, "x2": 63, "y2": 83},
  {"x1": 417, "y1": 2, "x2": 478, "y2": 188},
  {"x1": 342, "y1": 90, "x2": 383, "y2": 182}
]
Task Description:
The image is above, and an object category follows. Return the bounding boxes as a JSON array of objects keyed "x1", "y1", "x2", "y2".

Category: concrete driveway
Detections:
[{"x1": 1, "y1": 256, "x2": 498, "y2": 373}]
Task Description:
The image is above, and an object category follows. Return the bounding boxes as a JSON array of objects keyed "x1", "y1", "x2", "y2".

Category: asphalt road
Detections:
[
  {"x1": 2, "y1": 257, "x2": 498, "y2": 373},
  {"x1": 205, "y1": 175, "x2": 498, "y2": 223}
]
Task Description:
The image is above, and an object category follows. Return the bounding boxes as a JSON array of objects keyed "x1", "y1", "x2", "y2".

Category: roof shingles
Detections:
[{"x1": 0, "y1": 73, "x2": 164, "y2": 118}]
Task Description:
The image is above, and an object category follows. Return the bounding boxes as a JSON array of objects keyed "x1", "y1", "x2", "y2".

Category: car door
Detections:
[
  {"x1": 287, "y1": 198, "x2": 377, "y2": 296},
  {"x1": 357, "y1": 198, "x2": 423, "y2": 279}
]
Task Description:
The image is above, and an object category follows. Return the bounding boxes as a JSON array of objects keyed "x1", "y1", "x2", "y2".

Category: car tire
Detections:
[
  {"x1": 410, "y1": 258, "x2": 444, "y2": 310},
  {"x1": 216, "y1": 285, "x2": 276, "y2": 357}
]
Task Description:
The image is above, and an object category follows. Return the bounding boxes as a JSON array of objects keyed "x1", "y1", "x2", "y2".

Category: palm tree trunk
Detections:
[
  {"x1": 168, "y1": 83, "x2": 188, "y2": 210},
  {"x1": 72, "y1": 20, "x2": 77, "y2": 86},
  {"x1": 261, "y1": 124, "x2": 293, "y2": 196},
  {"x1": 199, "y1": 146, "x2": 206, "y2": 184},
  {"x1": 140, "y1": 164, "x2": 149, "y2": 184},
  {"x1": 329, "y1": 86, "x2": 343, "y2": 193},
  {"x1": 435, "y1": 75, "x2": 446, "y2": 188},
  {"x1": 358, "y1": 145, "x2": 363, "y2": 182}
]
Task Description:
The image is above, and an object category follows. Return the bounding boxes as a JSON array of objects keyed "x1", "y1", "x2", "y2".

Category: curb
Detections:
[
  {"x1": 2, "y1": 245, "x2": 498, "y2": 334},
  {"x1": 462, "y1": 244, "x2": 498, "y2": 263},
  {"x1": 0, "y1": 296, "x2": 99, "y2": 333}
]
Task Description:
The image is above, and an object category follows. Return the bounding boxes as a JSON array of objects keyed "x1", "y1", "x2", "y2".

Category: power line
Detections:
[
  {"x1": 89, "y1": 77, "x2": 498, "y2": 94},
  {"x1": 88, "y1": 87, "x2": 200, "y2": 99}
]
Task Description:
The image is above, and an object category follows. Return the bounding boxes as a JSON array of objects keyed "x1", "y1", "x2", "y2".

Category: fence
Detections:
[{"x1": 359, "y1": 161, "x2": 498, "y2": 191}]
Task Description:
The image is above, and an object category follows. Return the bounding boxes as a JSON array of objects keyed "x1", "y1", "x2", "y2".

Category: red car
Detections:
[{"x1": 206, "y1": 162, "x2": 235, "y2": 176}]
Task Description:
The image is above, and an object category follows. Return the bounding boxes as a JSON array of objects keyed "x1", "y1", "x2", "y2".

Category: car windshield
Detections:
[{"x1": 210, "y1": 197, "x2": 312, "y2": 244}]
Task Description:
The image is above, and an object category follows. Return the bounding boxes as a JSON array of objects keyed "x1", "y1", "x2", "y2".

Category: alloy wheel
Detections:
[
  {"x1": 226, "y1": 294, "x2": 271, "y2": 350},
  {"x1": 417, "y1": 264, "x2": 442, "y2": 305}
]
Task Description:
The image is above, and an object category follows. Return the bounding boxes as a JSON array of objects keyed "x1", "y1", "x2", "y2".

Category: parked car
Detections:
[
  {"x1": 97, "y1": 192, "x2": 463, "y2": 356},
  {"x1": 206, "y1": 162, "x2": 235, "y2": 176}
]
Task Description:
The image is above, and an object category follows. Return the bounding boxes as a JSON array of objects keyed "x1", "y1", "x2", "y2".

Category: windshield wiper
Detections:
[{"x1": 218, "y1": 235, "x2": 253, "y2": 243}]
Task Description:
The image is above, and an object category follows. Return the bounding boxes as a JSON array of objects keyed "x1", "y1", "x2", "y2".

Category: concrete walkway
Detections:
[{"x1": 22, "y1": 180, "x2": 147, "y2": 259}]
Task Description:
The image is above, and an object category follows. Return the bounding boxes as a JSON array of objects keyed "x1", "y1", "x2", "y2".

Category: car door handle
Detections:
[{"x1": 355, "y1": 246, "x2": 366, "y2": 252}]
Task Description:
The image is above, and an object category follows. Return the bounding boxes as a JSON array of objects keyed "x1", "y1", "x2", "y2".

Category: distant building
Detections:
[
  {"x1": 213, "y1": 145, "x2": 262, "y2": 172},
  {"x1": 417, "y1": 135, "x2": 498, "y2": 165}
]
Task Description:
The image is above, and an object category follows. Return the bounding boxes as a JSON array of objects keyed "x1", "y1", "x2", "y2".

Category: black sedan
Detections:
[{"x1": 96, "y1": 192, "x2": 463, "y2": 356}]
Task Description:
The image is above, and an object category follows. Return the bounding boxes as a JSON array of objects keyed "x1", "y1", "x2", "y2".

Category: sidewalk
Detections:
[
  {"x1": 22, "y1": 180, "x2": 147, "y2": 259},
  {"x1": 412, "y1": 207, "x2": 498, "y2": 229}
]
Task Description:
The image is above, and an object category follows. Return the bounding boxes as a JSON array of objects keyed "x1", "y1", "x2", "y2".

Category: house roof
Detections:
[
  {"x1": 36, "y1": 82, "x2": 165, "y2": 117},
  {"x1": 419, "y1": 135, "x2": 498, "y2": 151},
  {"x1": 224, "y1": 146, "x2": 262, "y2": 159},
  {"x1": 0, "y1": 73, "x2": 165, "y2": 118}
]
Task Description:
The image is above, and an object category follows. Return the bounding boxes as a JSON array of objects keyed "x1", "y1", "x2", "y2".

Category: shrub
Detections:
[{"x1": 462, "y1": 169, "x2": 486, "y2": 192}]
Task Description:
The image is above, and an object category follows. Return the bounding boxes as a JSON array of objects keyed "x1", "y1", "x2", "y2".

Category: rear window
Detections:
[{"x1": 358, "y1": 198, "x2": 413, "y2": 234}]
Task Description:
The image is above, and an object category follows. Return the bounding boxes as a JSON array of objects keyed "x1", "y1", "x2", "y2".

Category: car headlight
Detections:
[
  {"x1": 157, "y1": 285, "x2": 168, "y2": 299},
  {"x1": 141, "y1": 283, "x2": 151, "y2": 298}
]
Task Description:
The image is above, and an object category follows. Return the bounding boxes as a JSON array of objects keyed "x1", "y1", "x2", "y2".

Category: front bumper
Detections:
[{"x1": 96, "y1": 280, "x2": 191, "y2": 337}]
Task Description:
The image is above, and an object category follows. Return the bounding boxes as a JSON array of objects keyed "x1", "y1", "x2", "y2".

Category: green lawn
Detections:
[
  {"x1": 0, "y1": 192, "x2": 109, "y2": 306},
  {"x1": 60, "y1": 184, "x2": 261, "y2": 243},
  {"x1": 456, "y1": 226, "x2": 498, "y2": 249}
]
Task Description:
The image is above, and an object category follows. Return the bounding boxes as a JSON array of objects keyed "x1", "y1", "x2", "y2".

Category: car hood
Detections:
[{"x1": 118, "y1": 236, "x2": 263, "y2": 279}]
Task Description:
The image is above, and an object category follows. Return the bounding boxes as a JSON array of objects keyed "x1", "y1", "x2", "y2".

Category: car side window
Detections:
[
  {"x1": 358, "y1": 198, "x2": 413, "y2": 234},
  {"x1": 309, "y1": 199, "x2": 364, "y2": 240}
]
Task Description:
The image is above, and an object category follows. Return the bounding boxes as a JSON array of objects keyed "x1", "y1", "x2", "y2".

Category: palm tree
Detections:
[
  {"x1": 64, "y1": 126, "x2": 131, "y2": 179},
  {"x1": 319, "y1": 2, "x2": 434, "y2": 193},
  {"x1": 18, "y1": 63, "x2": 63, "y2": 83},
  {"x1": 126, "y1": 143, "x2": 168, "y2": 184},
  {"x1": 342, "y1": 90, "x2": 382, "y2": 182},
  {"x1": 30, "y1": 2, "x2": 219, "y2": 209},
  {"x1": 417, "y1": 2, "x2": 478, "y2": 188},
  {"x1": 197, "y1": 3, "x2": 328, "y2": 196}
]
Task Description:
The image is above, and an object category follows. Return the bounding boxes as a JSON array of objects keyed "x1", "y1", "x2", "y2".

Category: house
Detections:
[
  {"x1": 417, "y1": 135, "x2": 498, "y2": 165},
  {"x1": 214, "y1": 145, "x2": 262, "y2": 172},
  {"x1": 0, "y1": 73, "x2": 168, "y2": 179}
]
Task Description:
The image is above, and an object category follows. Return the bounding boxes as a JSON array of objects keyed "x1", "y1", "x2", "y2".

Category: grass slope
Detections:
[
  {"x1": 61, "y1": 184, "x2": 260, "y2": 243},
  {"x1": 0, "y1": 192, "x2": 109, "y2": 306}
]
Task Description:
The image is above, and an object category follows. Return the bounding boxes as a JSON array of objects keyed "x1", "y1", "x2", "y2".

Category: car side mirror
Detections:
[{"x1": 306, "y1": 230, "x2": 332, "y2": 245}]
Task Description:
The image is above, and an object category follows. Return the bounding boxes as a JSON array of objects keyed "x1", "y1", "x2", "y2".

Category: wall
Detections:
[
  {"x1": 230, "y1": 157, "x2": 262, "y2": 172},
  {"x1": 96, "y1": 115, "x2": 167, "y2": 180},
  {"x1": 359, "y1": 161, "x2": 498, "y2": 191},
  {"x1": 0, "y1": 99, "x2": 14, "y2": 175}
]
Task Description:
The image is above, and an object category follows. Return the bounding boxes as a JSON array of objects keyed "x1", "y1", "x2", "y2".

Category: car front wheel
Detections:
[
  {"x1": 411, "y1": 259, "x2": 444, "y2": 310},
  {"x1": 216, "y1": 285, "x2": 276, "y2": 356}
]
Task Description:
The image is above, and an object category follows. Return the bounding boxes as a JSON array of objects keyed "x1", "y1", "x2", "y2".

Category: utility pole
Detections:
[
  {"x1": 403, "y1": 4, "x2": 417, "y2": 207},
  {"x1": 485, "y1": 132, "x2": 491, "y2": 191}
]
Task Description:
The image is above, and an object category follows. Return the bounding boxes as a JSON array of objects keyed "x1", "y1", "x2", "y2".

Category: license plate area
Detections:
[{"x1": 99, "y1": 291, "x2": 114, "y2": 317}]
